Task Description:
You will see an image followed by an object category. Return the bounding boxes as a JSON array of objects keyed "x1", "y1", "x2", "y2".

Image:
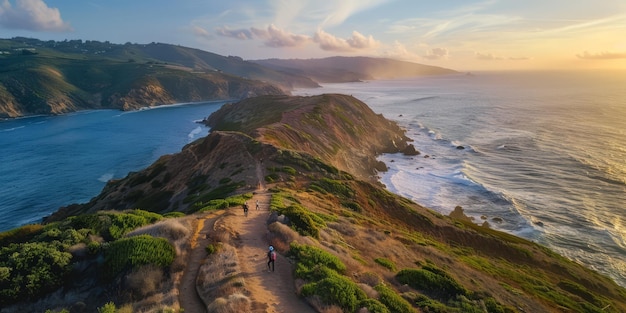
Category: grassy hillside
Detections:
[
  {"x1": 2, "y1": 94, "x2": 618, "y2": 312},
  {"x1": 0, "y1": 37, "x2": 317, "y2": 118}
]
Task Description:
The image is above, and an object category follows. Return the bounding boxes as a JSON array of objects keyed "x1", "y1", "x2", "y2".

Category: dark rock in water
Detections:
[
  {"x1": 402, "y1": 144, "x2": 420, "y2": 156},
  {"x1": 449, "y1": 205, "x2": 472, "y2": 222},
  {"x1": 374, "y1": 161, "x2": 388, "y2": 172},
  {"x1": 424, "y1": 155, "x2": 430, "y2": 158},
  {"x1": 492, "y1": 217, "x2": 503, "y2": 223},
  {"x1": 534, "y1": 221, "x2": 544, "y2": 227},
  {"x1": 456, "y1": 145, "x2": 465, "y2": 150},
  {"x1": 482, "y1": 221, "x2": 490, "y2": 228},
  {"x1": 480, "y1": 215, "x2": 488, "y2": 220}
]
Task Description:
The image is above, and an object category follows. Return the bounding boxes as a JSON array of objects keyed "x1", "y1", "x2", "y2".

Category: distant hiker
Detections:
[
  {"x1": 256, "y1": 199, "x2": 260, "y2": 210},
  {"x1": 267, "y1": 245, "x2": 276, "y2": 272},
  {"x1": 243, "y1": 202, "x2": 249, "y2": 217}
]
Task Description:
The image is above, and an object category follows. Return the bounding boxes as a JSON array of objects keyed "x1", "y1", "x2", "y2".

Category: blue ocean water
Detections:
[
  {"x1": 295, "y1": 71, "x2": 626, "y2": 288},
  {"x1": 0, "y1": 101, "x2": 224, "y2": 231}
]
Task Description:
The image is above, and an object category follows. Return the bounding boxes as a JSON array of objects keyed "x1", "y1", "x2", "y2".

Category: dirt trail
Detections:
[
  {"x1": 179, "y1": 213, "x2": 219, "y2": 313},
  {"x1": 228, "y1": 190, "x2": 314, "y2": 313},
  {"x1": 180, "y1": 161, "x2": 313, "y2": 313}
]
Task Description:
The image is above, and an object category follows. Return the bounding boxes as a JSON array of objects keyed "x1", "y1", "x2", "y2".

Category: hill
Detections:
[
  {"x1": 252, "y1": 56, "x2": 458, "y2": 83},
  {"x1": 0, "y1": 37, "x2": 318, "y2": 118},
  {"x1": 2, "y1": 94, "x2": 625, "y2": 312}
]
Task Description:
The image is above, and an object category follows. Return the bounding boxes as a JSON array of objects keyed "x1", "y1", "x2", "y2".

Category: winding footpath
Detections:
[{"x1": 180, "y1": 161, "x2": 314, "y2": 313}]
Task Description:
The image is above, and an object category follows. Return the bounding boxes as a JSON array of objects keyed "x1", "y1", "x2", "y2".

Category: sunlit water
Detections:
[
  {"x1": 294, "y1": 71, "x2": 626, "y2": 288},
  {"x1": 0, "y1": 101, "x2": 224, "y2": 231}
]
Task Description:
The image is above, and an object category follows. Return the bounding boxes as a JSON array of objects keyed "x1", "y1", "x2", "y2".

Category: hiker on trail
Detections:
[
  {"x1": 256, "y1": 199, "x2": 260, "y2": 210},
  {"x1": 243, "y1": 202, "x2": 249, "y2": 217},
  {"x1": 267, "y1": 245, "x2": 276, "y2": 272}
]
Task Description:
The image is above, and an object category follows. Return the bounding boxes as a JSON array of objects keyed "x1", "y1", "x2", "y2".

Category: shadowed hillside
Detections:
[
  {"x1": 0, "y1": 37, "x2": 318, "y2": 118},
  {"x1": 2, "y1": 94, "x2": 625, "y2": 312},
  {"x1": 253, "y1": 56, "x2": 458, "y2": 83}
]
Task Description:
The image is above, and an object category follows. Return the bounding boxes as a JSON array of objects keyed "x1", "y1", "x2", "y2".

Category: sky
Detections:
[{"x1": 1, "y1": 0, "x2": 626, "y2": 71}]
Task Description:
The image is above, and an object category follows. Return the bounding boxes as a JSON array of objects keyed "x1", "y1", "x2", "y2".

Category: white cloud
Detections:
[
  {"x1": 577, "y1": 51, "x2": 626, "y2": 60},
  {"x1": 313, "y1": 29, "x2": 379, "y2": 52},
  {"x1": 0, "y1": 0, "x2": 71, "y2": 31},
  {"x1": 216, "y1": 26, "x2": 254, "y2": 40},
  {"x1": 423, "y1": 47, "x2": 449, "y2": 60},
  {"x1": 475, "y1": 52, "x2": 504, "y2": 60},
  {"x1": 346, "y1": 31, "x2": 379, "y2": 49},
  {"x1": 214, "y1": 24, "x2": 309, "y2": 47},
  {"x1": 254, "y1": 24, "x2": 310, "y2": 47}
]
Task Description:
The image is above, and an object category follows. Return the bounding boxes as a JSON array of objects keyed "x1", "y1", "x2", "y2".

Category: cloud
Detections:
[
  {"x1": 215, "y1": 26, "x2": 254, "y2": 40},
  {"x1": 577, "y1": 51, "x2": 626, "y2": 60},
  {"x1": 423, "y1": 47, "x2": 449, "y2": 60},
  {"x1": 252, "y1": 24, "x2": 310, "y2": 47},
  {"x1": 193, "y1": 26, "x2": 213, "y2": 40},
  {"x1": 475, "y1": 52, "x2": 531, "y2": 61},
  {"x1": 214, "y1": 24, "x2": 309, "y2": 47},
  {"x1": 0, "y1": 0, "x2": 71, "y2": 31},
  {"x1": 313, "y1": 29, "x2": 379, "y2": 51}
]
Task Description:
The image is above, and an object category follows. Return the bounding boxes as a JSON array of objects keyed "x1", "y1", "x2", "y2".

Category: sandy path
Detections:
[
  {"x1": 229, "y1": 190, "x2": 315, "y2": 313},
  {"x1": 180, "y1": 161, "x2": 313, "y2": 313},
  {"x1": 179, "y1": 213, "x2": 218, "y2": 313}
]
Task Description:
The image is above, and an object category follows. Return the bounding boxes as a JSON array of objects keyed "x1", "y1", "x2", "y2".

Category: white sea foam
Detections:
[
  {"x1": 98, "y1": 173, "x2": 114, "y2": 182},
  {"x1": 188, "y1": 126, "x2": 204, "y2": 141}
]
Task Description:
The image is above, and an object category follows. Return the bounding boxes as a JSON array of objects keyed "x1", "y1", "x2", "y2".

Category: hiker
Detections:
[
  {"x1": 267, "y1": 245, "x2": 276, "y2": 272},
  {"x1": 256, "y1": 199, "x2": 260, "y2": 210},
  {"x1": 243, "y1": 202, "x2": 249, "y2": 217}
]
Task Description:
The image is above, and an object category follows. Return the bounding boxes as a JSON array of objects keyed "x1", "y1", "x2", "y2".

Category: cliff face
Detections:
[
  {"x1": 207, "y1": 94, "x2": 414, "y2": 180},
  {"x1": 0, "y1": 59, "x2": 285, "y2": 118},
  {"x1": 48, "y1": 94, "x2": 416, "y2": 219}
]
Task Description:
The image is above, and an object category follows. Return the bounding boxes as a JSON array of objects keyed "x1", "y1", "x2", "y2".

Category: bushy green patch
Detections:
[
  {"x1": 342, "y1": 200, "x2": 363, "y2": 212},
  {"x1": 192, "y1": 193, "x2": 253, "y2": 213},
  {"x1": 374, "y1": 284, "x2": 418, "y2": 313},
  {"x1": 309, "y1": 178, "x2": 354, "y2": 198},
  {"x1": 163, "y1": 211, "x2": 185, "y2": 218},
  {"x1": 274, "y1": 203, "x2": 320, "y2": 238},
  {"x1": 358, "y1": 298, "x2": 391, "y2": 313},
  {"x1": 0, "y1": 224, "x2": 44, "y2": 246},
  {"x1": 374, "y1": 257, "x2": 396, "y2": 271},
  {"x1": 301, "y1": 273, "x2": 367, "y2": 312},
  {"x1": 0, "y1": 242, "x2": 72, "y2": 305},
  {"x1": 103, "y1": 235, "x2": 175, "y2": 278},
  {"x1": 65, "y1": 210, "x2": 162, "y2": 241},
  {"x1": 289, "y1": 243, "x2": 346, "y2": 277},
  {"x1": 396, "y1": 264, "x2": 467, "y2": 300}
]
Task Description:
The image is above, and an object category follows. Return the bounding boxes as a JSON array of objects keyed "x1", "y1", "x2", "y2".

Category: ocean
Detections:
[
  {"x1": 294, "y1": 71, "x2": 626, "y2": 288},
  {"x1": 0, "y1": 101, "x2": 224, "y2": 231},
  {"x1": 1, "y1": 71, "x2": 624, "y2": 288}
]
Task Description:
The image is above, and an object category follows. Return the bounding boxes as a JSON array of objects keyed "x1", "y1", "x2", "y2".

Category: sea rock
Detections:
[{"x1": 402, "y1": 144, "x2": 420, "y2": 156}]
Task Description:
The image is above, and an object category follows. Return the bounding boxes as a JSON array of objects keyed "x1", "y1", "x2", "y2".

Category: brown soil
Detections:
[{"x1": 179, "y1": 162, "x2": 314, "y2": 313}]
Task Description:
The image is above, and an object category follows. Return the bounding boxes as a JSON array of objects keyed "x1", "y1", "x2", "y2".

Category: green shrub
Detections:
[
  {"x1": 310, "y1": 178, "x2": 354, "y2": 198},
  {"x1": 396, "y1": 265, "x2": 467, "y2": 300},
  {"x1": 375, "y1": 284, "x2": 418, "y2": 313},
  {"x1": 103, "y1": 235, "x2": 175, "y2": 278},
  {"x1": 278, "y1": 204, "x2": 320, "y2": 238},
  {"x1": 206, "y1": 243, "x2": 221, "y2": 255},
  {"x1": 359, "y1": 298, "x2": 391, "y2": 313},
  {"x1": 289, "y1": 243, "x2": 346, "y2": 276},
  {"x1": 301, "y1": 273, "x2": 367, "y2": 312},
  {"x1": 163, "y1": 211, "x2": 185, "y2": 218},
  {"x1": 342, "y1": 201, "x2": 363, "y2": 212},
  {"x1": 0, "y1": 242, "x2": 72, "y2": 305},
  {"x1": 66, "y1": 210, "x2": 163, "y2": 241},
  {"x1": 97, "y1": 302, "x2": 117, "y2": 313},
  {"x1": 374, "y1": 257, "x2": 396, "y2": 271},
  {"x1": 0, "y1": 224, "x2": 44, "y2": 246}
]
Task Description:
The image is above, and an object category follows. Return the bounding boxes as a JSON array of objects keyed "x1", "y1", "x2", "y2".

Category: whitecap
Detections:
[
  {"x1": 98, "y1": 173, "x2": 114, "y2": 182},
  {"x1": 188, "y1": 126, "x2": 204, "y2": 140}
]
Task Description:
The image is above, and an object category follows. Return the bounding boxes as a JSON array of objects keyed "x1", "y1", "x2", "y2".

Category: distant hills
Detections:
[
  {"x1": 252, "y1": 56, "x2": 457, "y2": 83},
  {"x1": 0, "y1": 37, "x2": 456, "y2": 118}
]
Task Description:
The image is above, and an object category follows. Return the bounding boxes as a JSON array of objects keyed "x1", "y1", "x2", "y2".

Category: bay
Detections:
[{"x1": 0, "y1": 101, "x2": 224, "y2": 231}]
